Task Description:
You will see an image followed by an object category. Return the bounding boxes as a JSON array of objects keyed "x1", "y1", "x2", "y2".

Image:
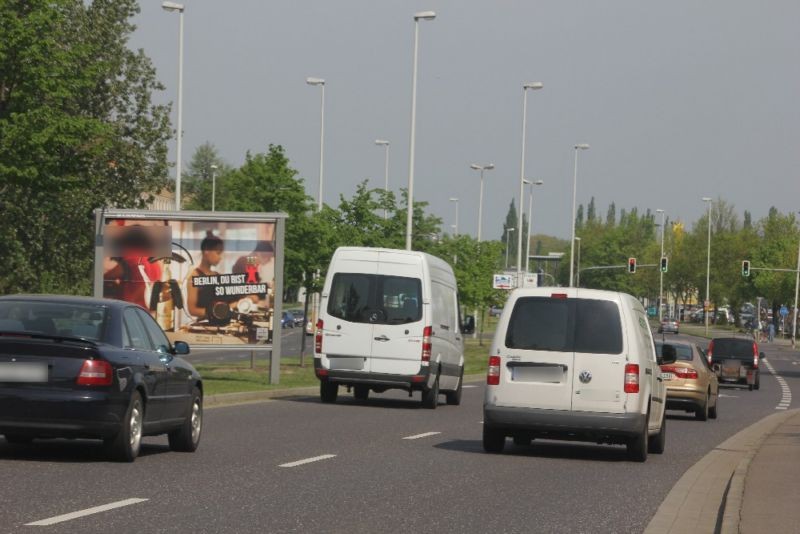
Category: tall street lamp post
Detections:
[
  {"x1": 162, "y1": 1, "x2": 185, "y2": 210},
  {"x1": 570, "y1": 144, "x2": 590, "y2": 287},
  {"x1": 405, "y1": 10, "x2": 436, "y2": 250},
  {"x1": 702, "y1": 197, "x2": 713, "y2": 336},
  {"x1": 516, "y1": 82, "x2": 543, "y2": 285},
  {"x1": 210, "y1": 164, "x2": 218, "y2": 212},
  {"x1": 449, "y1": 197, "x2": 459, "y2": 236},
  {"x1": 306, "y1": 77, "x2": 326, "y2": 211},
  {"x1": 375, "y1": 139, "x2": 390, "y2": 218},
  {"x1": 657, "y1": 208, "x2": 665, "y2": 321},
  {"x1": 793, "y1": 217, "x2": 800, "y2": 347},
  {"x1": 471, "y1": 163, "x2": 494, "y2": 242},
  {"x1": 523, "y1": 179, "x2": 544, "y2": 274}
]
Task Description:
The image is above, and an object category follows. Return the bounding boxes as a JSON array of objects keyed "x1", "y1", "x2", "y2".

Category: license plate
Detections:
[
  {"x1": 659, "y1": 372, "x2": 674, "y2": 380},
  {"x1": 0, "y1": 362, "x2": 48, "y2": 382}
]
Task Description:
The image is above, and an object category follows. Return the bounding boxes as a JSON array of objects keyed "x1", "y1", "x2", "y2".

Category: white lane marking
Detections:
[
  {"x1": 763, "y1": 361, "x2": 791, "y2": 410},
  {"x1": 279, "y1": 454, "x2": 336, "y2": 468},
  {"x1": 402, "y1": 432, "x2": 441, "y2": 440},
  {"x1": 462, "y1": 385, "x2": 478, "y2": 389},
  {"x1": 26, "y1": 498, "x2": 148, "y2": 526},
  {"x1": 719, "y1": 394, "x2": 739, "y2": 398}
]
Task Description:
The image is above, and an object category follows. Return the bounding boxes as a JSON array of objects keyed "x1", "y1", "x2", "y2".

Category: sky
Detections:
[{"x1": 129, "y1": 0, "x2": 800, "y2": 241}]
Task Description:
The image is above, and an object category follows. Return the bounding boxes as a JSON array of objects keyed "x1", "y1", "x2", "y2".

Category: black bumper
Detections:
[
  {"x1": 484, "y1": 405, "x2": 645, "y2": 442},
  {"x1": 315, "y1": 360, "x2": 431, "y2": 392}
]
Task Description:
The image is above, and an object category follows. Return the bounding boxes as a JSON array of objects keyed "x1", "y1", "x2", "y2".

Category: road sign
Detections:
[
  {"x1": 780, "y1": 306, "x2": 789, "y2": 317},
  {"x1": 493, "y1": 274, "x2": 515, "y2": 290}
]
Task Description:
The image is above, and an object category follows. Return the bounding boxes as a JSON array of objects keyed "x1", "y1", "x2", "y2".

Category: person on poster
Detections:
[
  {"x1": 232, "y1": 240, "x2": 275, "y2": 308},
  {"x1": 186, "y1": 231, "x2": 225, "y2": 320},
  {"x1": 103, "y1": 221, "x2": 165, "y2": 309}
]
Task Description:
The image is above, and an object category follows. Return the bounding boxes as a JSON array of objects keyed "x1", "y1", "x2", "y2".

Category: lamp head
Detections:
[
  {"x1": 574, "y1": 144, "x2": 590, "y2": 150},
  {"x1": 375, "y1": 139, "x2": 389, "y2": 146},
  {"x1": 161, "y1": 1, "x2": 184, "y2": 12},
  {"x1": 702, "y1": 197, "x2": 712, "y2": 202},
  {"x1": 523, "y1": 82, "x2": 544, "y2": 90},
  {"x1": 306, "y1": 77, "x2": 325, "y2": 86},
  {"x1": 414, "y1": 11, "x2": 436, "y2": 20},
  {"x1": 449, "y1": 197, "x2": 458, "y2": 202}
]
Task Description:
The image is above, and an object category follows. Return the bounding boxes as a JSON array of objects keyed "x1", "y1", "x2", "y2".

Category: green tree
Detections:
[{"x1": 183, "y1": 142, "x2": 229, "y2": 211}]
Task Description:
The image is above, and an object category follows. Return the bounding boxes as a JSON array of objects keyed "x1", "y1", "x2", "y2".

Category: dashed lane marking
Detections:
[
  {"x1": 462, "y1": 385, "x2": 478, "y2": 389},
  {"x1": 763, "y1": 360, "x2": 791, "y2": 410},
  {"x1": 279, "y1": 454, "x2": 336, "y2": 468},
  {"x1": 26, "y1": 498, "x2": 148, "y2": 526},
  {"x1": 402, "y1": 432, "x2": 442, "y2": 440}
]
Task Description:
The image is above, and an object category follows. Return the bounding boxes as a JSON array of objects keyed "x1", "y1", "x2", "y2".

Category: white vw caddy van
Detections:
[
  {"x1": 314, "y1": 247, "x2": 467, "y2": 409},
  {"x1": 483, "y1": 287, "x2": 673, "y2": 461}
]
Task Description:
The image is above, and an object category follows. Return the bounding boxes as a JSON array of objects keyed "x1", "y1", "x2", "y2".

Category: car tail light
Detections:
[
  {"x1": 421, "y1": 326, "x2": 432, "y2": 363},
  {"x1": 487, "y1": 356, "x2": 501, "y2": 385},
  {"x1": 660, "y1": 365, "x2": 698, "y2": 379},
  {"x1": 624, "y1": 363, "x2": 639, "y2": 393},
  {"x1": 706, "y1": 340, "x2": 714, "y2": 365},
  {"x1": 76, "y1": 359, "x2": 113, "y2": 386},
  {"x1": 551, "y1": 293, "x2": 568, "y2": 299},
  {"x1": 752, "y1": 342, "x2": 759, "y2": 369},
  {"x1": 315, "y1": 319, "x2": 323, "y2": 353}
]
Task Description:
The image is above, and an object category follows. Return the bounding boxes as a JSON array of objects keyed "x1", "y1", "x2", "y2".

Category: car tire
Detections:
[
  {"x1": 168, "y1": 387, "x2": 203, "y2": 453},
  {"x1": 483, "y1": 426, "x2": 505, "y2": 454},
  {"x1": 754, "y1": 372, "x2": 760, "y2": 390},
  {"x1": 353, "y1": 385, "x2": 369, "y2": 401},
  {"x1": 648, "y1": 413, "x2": 666, "y2": 454},
  {"x1": 421, "y1": 373, "x2": 439, "y2": 410},
  {"x1": 106, "y1": 390, "x2": 143, "y2": 463},
  {"x1": 748, "y1": 383, "x2": 754, "y2": 391},
  {"x1": 709, "y1": 393, "x2": 718, "y2": 419},
  {"x1": 3, "y1": 435, "x2": 33, "y2": 445},
  {"x1": 320, "y1": 381, "x2": 338, "y2": 404},
  {"x1": 445, "y1": 367, "x2": 464, "y2": 406},
  {"x1": 627, "y1": 414, "x2": 648, "y2": 462},
  {"x1": 695, "y1": 393, "x2": 709, "y2": 421}
]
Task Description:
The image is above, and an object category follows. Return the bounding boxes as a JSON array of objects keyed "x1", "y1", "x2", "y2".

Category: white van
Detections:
[
  {"x1": 483, "y1": 287, "x2": 674, "y2": 461},
  {"x1": 314, "y1": 247, "x2": 468, "y2": 408}
]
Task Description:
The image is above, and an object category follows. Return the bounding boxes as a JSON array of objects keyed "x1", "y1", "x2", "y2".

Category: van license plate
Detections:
[
  {"x1": 659, "y1": 372, "x2": 674, "y2": 381},
  {"x1": 0, "y1": 362, "x2": 48, "y2": 382}
]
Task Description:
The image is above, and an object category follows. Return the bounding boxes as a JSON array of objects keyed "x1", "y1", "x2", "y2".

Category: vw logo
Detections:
[{"x1": 579, "y1": 371, "x2": 592, "y2": 384}]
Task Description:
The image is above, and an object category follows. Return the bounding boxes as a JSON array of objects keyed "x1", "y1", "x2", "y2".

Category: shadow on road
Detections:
[
  {"x1": 278, "y1": 394, "x2": 429, "y2": 410},
  {"x1": 0, "y1": 439, "x2": 171, "y2": 463},
  {"x1": 434, "y1": 438, "x2": 630, "y2": 462}
]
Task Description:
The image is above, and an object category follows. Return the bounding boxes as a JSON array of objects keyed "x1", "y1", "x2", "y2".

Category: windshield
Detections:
[
  {"x1": 655, "y1": 342, "x2": 693, "y2": 361},
  {"x1": 0, "y1": 300, "x2": 107, "y2": 340},
  {"x1": 327, "y1": 273, "x2": 422, "y2": 325},
  {"x1": 505, "y1": 297, "x2": 623, "y2": 354}
]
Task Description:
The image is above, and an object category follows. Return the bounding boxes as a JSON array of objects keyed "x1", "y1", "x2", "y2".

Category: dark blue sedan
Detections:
[{"x1": 0, "y1": 295, "x2": 203, "y2": 462}]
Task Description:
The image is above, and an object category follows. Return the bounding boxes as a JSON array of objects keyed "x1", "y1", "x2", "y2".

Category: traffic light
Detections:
[
  {"x1": 742, "y1": 260, "x2": 750, "y2": 277},
  {"x1": 660, "y1": 256, "x2": 668, "y2": 273},
  {"x1": 628, "y1": 257, "x2": 637, "y2": 273}
]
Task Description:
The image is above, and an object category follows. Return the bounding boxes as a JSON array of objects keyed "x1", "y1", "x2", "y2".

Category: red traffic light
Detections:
[{"x1": 628, "y1": 257, "x2": 637, "y2": 273}]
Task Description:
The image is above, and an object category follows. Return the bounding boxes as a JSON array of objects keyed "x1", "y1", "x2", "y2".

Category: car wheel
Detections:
[
  {"x1": 695, "y1": 393, "x2": 709, "y2": 421},
  {"x1": 421, "y1": 373, "x2": 439, "y2": 409},
  {"x1": 445, "y1": 366, "x2": 464, "y2": 406},
  {"x1": 748, "y1": 383, "x2": 754, "y2": 391},
  {"x1": 483, "y1": 426, "x2": 505, "y2": 454},
  {"x1": 627, "y1": 414, "x2": 648, "y2": 462},
  {"x1": 106, "y1": 390, "x2": 143, "y2": 462},
  {"x1": 168, "y1": 387, "x2": 203, "y2": 453},
  {"x1": 320, "y1": 381, "x2": 338, "y2": 404},
  {"x1": 754, "y1": 372, "x2": 760, "y2": 390},
  {"x1": 353, "y1": 385, "x2": 369, "y2": 401},
  {"x1": 648, "y1": 413, "x2": 666, "y2": 454},
  {"x1": 709, "y1": 392, "x2": 718, "y2": 419},
  {"x1": 3, "y1": 435, "x2": 33, "y2": 445}
]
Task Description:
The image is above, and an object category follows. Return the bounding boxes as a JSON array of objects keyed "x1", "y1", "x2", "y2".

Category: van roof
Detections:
[
  {"x1": 508, "y1": 287, "x2": 626, "y2": 302},
  {"x1": 332, "y1": 246, "x2": 453, "y2": 274}
]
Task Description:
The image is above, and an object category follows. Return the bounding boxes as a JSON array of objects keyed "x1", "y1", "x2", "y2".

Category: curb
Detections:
[
  {"x1": 644, "y1": 409, "x2": 799, "y2": 534},
  {"x1": 204, "y1": 373, "x2": 486, "y2": 408}
]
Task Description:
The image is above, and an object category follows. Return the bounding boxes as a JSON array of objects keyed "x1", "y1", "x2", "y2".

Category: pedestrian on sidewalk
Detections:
[{"x1": 768, "y1": 321, "x2": 775, "y2": 343}]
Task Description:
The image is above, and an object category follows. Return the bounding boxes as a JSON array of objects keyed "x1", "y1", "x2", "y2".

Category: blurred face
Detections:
[{"x1": 204, "y1": 247, "x2": 223, "y2": 266}]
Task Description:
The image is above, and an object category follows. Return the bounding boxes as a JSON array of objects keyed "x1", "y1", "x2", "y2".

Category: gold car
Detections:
[{"x1": 656, "y1": 341, "x2": 719, "y2": 421}]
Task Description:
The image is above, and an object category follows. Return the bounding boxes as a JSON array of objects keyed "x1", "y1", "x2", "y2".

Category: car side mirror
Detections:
[
  {"x1": 759, "y1": 352, "x2": 765, "y2": 359},
  {"x1": 173, "y1": 340, "x2": 191, "y2": 356},
  {"x1": 462, "y1": 315, "x2": 475, "y2": 335},
  {"x1": 659, "y1": 344, "x2": 677, "y2": 365}
]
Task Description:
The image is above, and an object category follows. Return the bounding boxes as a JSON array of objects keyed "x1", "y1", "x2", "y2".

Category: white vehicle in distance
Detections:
[
  {"x1": 483, "y1": 287, "x2": 674, "y2": 461},
  {"x1": 314, "y1": 247, "x2": 473, "y2": 408}
]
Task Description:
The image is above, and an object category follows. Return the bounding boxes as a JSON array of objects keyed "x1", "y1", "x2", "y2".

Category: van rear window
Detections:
[
  {"x1": 327, "y1": 273, "x2": 422, "y2": 325},
  {"x1": 505, "y1": 297, "x2": 623, "y2": 354}
]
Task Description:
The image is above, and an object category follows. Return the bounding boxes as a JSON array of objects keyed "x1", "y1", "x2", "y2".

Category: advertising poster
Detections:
[{"x1": 98, "y1": 212, "x2": 283, "y2": 346}]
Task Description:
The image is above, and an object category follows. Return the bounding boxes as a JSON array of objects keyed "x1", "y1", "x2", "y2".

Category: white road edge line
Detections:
[
  {"x1": 402, "y1": 432, "x2": 442, "y2": 440},
  {"x1": 462, "y1": 385, "x2": 478, "y2": 389},
  {"x1": 279, "y1": 454, "x2": 336, "y2": 468},
  {"x1": 25, "y1": 498, "x2": 148, "y2": 526}
]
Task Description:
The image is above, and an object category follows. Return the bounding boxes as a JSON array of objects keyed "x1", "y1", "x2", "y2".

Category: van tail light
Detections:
[
  {"x1": 76, "y1": 359, "x2": 113, "y2": 386},
  {"x1": 315, "y1": 319, "x2": 323, "y2": 353},
  {"x1": 624, "y1": 363, "x2": 640, "y2": 393},
  {"x1": 421, "y1": 326, "x2": 432, "y2": 364},
  {"x1": 487, "y1": 356, "x2": 501, "y2": 385},
  {"x1": 660, "y1": 365, "x2": 698, "y2": 380},
  {"x1": 706, "y1": 340, "x2": 714, "y2": 365},
  {"x1": 753, "y1": 343, "x2": 759, "y2": 369}
]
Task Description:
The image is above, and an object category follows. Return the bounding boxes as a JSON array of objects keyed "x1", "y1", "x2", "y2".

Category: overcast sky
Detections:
[{"x1": 130, "y1": 0, "x2": 800, "y2": 240}]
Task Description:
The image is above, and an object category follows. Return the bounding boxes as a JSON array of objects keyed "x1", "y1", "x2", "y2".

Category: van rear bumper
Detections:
[
  {"x1": 484, "y1": 405, "x2": 645, "y2": 441},
  {"x1": 314, "y1": 361, "x2": 431, "y2": 392}
]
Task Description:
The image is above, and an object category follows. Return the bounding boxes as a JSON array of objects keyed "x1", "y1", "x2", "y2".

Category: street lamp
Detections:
[
  {"x1": 448, "y1": 197, "x2": 459, "y2": 236},
  {"x1": 306, "y1": 77, "x2": 326, "y2": 211},
  {"x1": 523, "y1": 179, "x2": 544, "y2": 273},
  {"x1": 702, "y1": 197, "x2": 713, "y2": 336},
  {"x1": 792, "y1": 213, "x2": 800, "y2": 347},
  {"x1": 471, "y1": 163, "x2": 495, "y2": 241},
  {"x1": 656, "y1": 209, "x2": 665, "y2": 321},
  {"x1": 505, "y1": 228, "x2": 515, "y2": 269},
  {"x1": 405, "y1": 10, "x2": 436, "y2": 250},
  {"x1": 210, "y1": 164, "x2": 218, "y2": 212},
  {"x1": 162, "y1": 1, "x2": 185, "y2": 210},
  {"x1": 569, "y1": 144, "x2": 590, "y2": 287},
  {"x1": 375, "y1": 139, "x2": 390, "y2": 219},
  {"x1": 575, "y1": 237, "x2": 582, "y2": 287},
  {"x1": 516, "y1": 82, "x2": 544, "y2": 285}
]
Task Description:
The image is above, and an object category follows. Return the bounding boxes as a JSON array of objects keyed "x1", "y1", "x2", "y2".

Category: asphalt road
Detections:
[{"x1": 1, "y1": 334, "x2": 797, "y2": 534}]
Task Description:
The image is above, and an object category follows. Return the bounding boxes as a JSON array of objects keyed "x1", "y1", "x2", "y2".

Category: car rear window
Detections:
[
  {"x1": 505, "y1": 297, "x2": 623, "y2": 354},
  {"x1": 0, "y1": 301, "x2": 106, "y2": 340},
  {"x1": 711, "y1": 338, "x2": 754, "y2": 360},
  {"x1": 327, "y1": 273, "x2": 422, "y2": 325},
  {"x1": 655, "y1": 342, "x2": 693, "y2": 361}
]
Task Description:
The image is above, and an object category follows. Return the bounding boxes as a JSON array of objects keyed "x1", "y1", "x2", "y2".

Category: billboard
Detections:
[
  {"x1": 493, "y1": 273, "x2": 516, "y2": 290},
  {"x1": 94, "y1": 210, "x2": 286, "y2": 347}
]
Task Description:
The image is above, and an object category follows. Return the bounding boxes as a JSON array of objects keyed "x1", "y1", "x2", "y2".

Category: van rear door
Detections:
[{"x1": 322, "y1": 268, "x2": 377, "y2": 372}]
